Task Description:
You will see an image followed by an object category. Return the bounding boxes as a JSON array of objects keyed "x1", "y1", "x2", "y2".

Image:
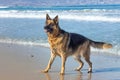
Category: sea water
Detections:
[{"x1": 0, "y1": 5, "x2": 120, "y2": 55}]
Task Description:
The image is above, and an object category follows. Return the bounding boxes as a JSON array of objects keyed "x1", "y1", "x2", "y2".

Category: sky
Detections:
[{"x1": 0, "y1": 0, "x2": 120, "y2": 6}]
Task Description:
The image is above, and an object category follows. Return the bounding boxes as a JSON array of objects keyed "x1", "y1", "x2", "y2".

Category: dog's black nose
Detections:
[
  {"x1": 44, "y1": 25, "x2": 49, "y2": 30},
  {"x1": 44, "y1": 26, "x2": 47, "y2": 29}
]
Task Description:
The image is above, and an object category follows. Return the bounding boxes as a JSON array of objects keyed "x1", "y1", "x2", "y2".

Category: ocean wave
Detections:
[
  {"x1": 0, "y1": 6, "x2": 9, "y2": 8},
  {"x1": 60, "y1": 15, "x2": 120, "y2": 22},
  {"x1": 0, "y1": 10, "x2": 120, "y2": 22},
  {"x1": 1, "y1": 5, "x2": 120, "y2": 11},
  {"x1": 0, "y1": 38, "x2": 119, "y2": 56},
  {"x1": 0, "y1": 38, "x2": 49, "y2": 47}
]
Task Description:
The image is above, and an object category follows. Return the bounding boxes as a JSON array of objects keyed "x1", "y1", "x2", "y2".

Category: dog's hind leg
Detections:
[
  {"x1": 74, "y1": 55, "x2": 84, "y2": 71},
  {"x1": 83, "y1": 47, "x2": 92, "y2": 73},
  {"x1": 85, "y1": 57, "x2": 92, "y2": 73}
]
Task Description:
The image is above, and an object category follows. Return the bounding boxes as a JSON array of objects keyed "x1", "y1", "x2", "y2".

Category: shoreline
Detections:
[{"x1": 0, "y1": 43, "x2": 120, "y2": 80}]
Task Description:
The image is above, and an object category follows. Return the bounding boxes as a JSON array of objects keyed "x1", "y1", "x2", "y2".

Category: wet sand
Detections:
[{"x1": 0, "y1": 43, "x2": 120, "y2": 80}]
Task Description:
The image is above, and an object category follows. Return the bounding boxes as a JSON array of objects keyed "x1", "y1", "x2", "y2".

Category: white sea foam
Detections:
[
  {"x1": 91, "y1": 47, "x2": 120, "y2": 56},
  {"x1": 0, "y1": 38, "x2": 119, "y2": 55},
  {"x1": 0, "y1": 10, "x2": 120, "y2": 22},
  {"x1": 0, "y1": 6, "x2": 9, "y2": 8},
  {"x1": 60, "y1": 15, "x2": 120, "y2": 22},
  {"x1": 0, "y1": 38, "x2": 49, "y2": 47}
]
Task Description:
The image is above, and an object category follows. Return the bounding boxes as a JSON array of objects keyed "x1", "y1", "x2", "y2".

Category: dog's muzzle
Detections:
[{"x1": 44, "y1": 25, "x2": 53, "y2": 33}]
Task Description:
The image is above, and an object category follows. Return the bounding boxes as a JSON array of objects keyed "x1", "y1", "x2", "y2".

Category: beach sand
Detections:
[{"x1": 0, "y1": 43, "x2": 120, "y2": 80}]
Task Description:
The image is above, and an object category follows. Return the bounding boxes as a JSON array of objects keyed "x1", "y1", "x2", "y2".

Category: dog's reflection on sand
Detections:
[{"x1": 43, "y1": 72, "x2": 92, "y2": 80}]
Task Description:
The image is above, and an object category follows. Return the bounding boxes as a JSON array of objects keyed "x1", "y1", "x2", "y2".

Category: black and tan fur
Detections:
[{"x1": 42, "y1": 14, "x2": 112, "y2": 75}]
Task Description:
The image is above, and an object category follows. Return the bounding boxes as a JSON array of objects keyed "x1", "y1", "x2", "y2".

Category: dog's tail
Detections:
[{"x1": 90, "y1": 40, "x2": 112, "y2": 49}]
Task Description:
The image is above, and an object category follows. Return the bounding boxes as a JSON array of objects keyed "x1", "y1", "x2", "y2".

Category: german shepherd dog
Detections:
[{"x1": 42, "y1": 14, "x2": 112, "y2": 75}]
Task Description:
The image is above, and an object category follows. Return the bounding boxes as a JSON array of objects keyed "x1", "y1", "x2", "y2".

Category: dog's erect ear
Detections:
[
  {"x1": 46, "y1": 14, "x2": 51, "y2": 20},
  {"x1": 53, "y1": 15, "x2": 58, "y2": 24}
]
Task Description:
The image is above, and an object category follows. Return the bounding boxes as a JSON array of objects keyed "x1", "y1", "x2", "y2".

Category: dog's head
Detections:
[{"x1": 44, "y1": 14, "x2": 60, "y2": 37}]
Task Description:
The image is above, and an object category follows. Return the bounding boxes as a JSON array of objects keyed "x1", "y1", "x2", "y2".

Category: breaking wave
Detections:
[
  {"x1": 0, "y1": 9, "x2": 120, "y2": 22},
  {"x1": 0, "y1": 38, "x2": 119, "y2": 56},
  {"x1": 0, "y1": 38, "x2": 49, "y2": 47}
]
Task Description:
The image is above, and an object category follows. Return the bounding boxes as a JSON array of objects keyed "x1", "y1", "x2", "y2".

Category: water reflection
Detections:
[{"x1": 43, "y1": 72, "x2": 92, "y2": 80}]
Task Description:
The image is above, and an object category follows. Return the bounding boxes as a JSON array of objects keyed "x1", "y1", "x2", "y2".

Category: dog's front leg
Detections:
[
  {"x1": 42, "y1": 53, "x2": 56, "y2": 73},
  {"x1": 60, "y1": 55, "x2": 67, "y2": 75}
]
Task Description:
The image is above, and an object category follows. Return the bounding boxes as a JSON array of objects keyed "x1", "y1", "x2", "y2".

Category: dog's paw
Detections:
[
  {"x1": 74, "y1": 68, "x2": 80, "y2": 71},
  {"x1": 88, "y1": 68, "x2": 92, "y2": 73},
  {"x1": 88, "y1": 70, "x2": 92, "y2": 73},
  {"x1": 41, "y1": 70, "x2": 48, "y2": 73},
  {"x1": 60, "y1": 72, "x2": 65, "y2": 75}
]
